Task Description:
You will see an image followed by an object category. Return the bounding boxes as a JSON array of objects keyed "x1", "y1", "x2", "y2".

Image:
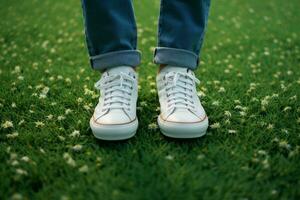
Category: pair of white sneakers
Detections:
[{"x1": 90, "y1": 66, "x2": 208, "y2": 140}]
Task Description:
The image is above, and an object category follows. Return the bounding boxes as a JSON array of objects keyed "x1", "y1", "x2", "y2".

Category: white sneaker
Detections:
[
  {"x1": 90, "y1": 66, "x2": 138, "y2": 140},
  {"x1": 156, "y1": 65, "x2": 208, "y2": 138}
]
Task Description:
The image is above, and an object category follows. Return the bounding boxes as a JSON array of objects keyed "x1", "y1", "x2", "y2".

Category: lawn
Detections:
[{"x1": 0, "y1": 0, "x2": 300, "y2": 199}]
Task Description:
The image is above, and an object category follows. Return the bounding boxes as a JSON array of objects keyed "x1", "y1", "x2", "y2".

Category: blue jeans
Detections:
[{"x1": 81, "y1": 0, "x2": 210, "y2": 71}]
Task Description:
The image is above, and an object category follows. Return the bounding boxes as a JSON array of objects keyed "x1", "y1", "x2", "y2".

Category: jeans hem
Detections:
[
  {"x1": 153, "y1": 47, "x2": 199, "y2": 70},
  {"x1": 90, "y1": 50, "x2": 141, "y2": 71}
]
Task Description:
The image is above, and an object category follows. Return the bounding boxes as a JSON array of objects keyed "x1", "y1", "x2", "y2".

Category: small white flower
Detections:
[
  {"x1": 224, "y1": 111, "x2": 232, "y2": 118},
  {"x1": 262, "y1": 158, "x2": 269, "y2": 169},
  {"x1": 12, "y1": 66, "x2": 21, "y2": 74},
  {"x1": 63, "y1": 153, "x2": 76, "y2": 167},
  {"x1": 39, "y1": 86, "x2": 50, "y2": 99},
  {"x1": 150, "y1": 89, "x2": 156, "y2": 94},
  {"x1": 165, "y1": 155, "x2": 174, "y2": 160},
  {"x1": 83, "y1": 104, "x2": 91, "y2": 110},
  {"x1": 1, "y1": 121, "x2": 14, "y2": 128},
  {"x1": 149, "y1": 82, "x2": 156, "y2": 87},
  {"x1": 72, "y1": 144, "x2": 82, "y2": 152},
  {"x1": 78, "y1": 165, "x2": 89, "y2": 173},
  {"x1": 234, "y1": 100, "x2": 241, "y2": 104},
  {"x1": 212, "y1": 101, "x2": 219, "y2": 106},
  {"x1": 11, "y1": 160, "x2": 19, "y2": 166},
  {"x1": 40, "y1": 148, "x2": 46, "y2": 154},
  {"x1": 239, "y1": 111, "x2": 247, "y2": 117},
  {"x1": 70, "y1": 130, "x2": 80, "y2": 137},
  {"x1": 261, "y1": 96, "x2": 271, "y2": 107},
  {"x1": 84, "y1": 88, "x2": 95, "y2": 96},
  {"x1": 6, "y1": 132, "x2": 19, "y2": 138},
  {"x1": 257, "y1": 150, "x2": 267, "y2": 155},
  {"x1": 289, "y1": 95, "x2": 297, "y2": 101},
  {"x1": 47, "y1": 114, "x2": 53, "y2": 120},
  {"x1": 11, "y1": 193, "x2": 23, "y2": 200},
  {"x1": 251, "y1": 97, "x2": 259, "y2": 102},
  {"x1": 279, "y1": 140, "x2": 291, "y2": 149},
  {"x1": 218, "y1": 87, "x2": 226, "y2": 93},
  {"x1": 16, "y1": 168, "x2": 28, "y2": 176},
  {"x1": 65, "y1": 109, "x2": 72, "y2": 115},
  {"x1": 235, "y1": 105, "x2": 247, "y2": 111},
  {"x1": 140, "y1": 101, "x2": 147, "y2": 107},
  {"x1": 197, "y1": 154, "x2": 205, "y2": 160},
  {"x1": 210, "y1": 122, "x2": 220, "y2": 129},
  {"x1": 272, "y1": 137, "x2": 279, "y2": 142},
  {"x1": 58, "y1": 135, "x2": 65, "y2": 141},
  {"x1": 65, "y1": 78, "x2": 72, "y2": 84},
  {"x1": 197, "y1": 91, "x2": 206, "y2": 97},
  {"x1": 267, "y1": 124, "x2": 274, "y2": 130},
  {"x1": 148, "y1": 123, "x2": 158, "y2": 130},
  {"x1": 57, "y1": 115, "x2": 66, "y2": 121},
  {"x1": 61, "y1": 195, "x2": 70, "y2": 200},
  {"x1": 270, "y1": 190, "x2": 278, "y2": 196},
  {"x1": 228, "y1": 129, "x2": 237, "y2": 134},
  {"x1": 147, "y1": 75, "x2": 153, "y2": 80},
  {"x1": 21, "y1": 156, "x2": 30, "y2": 162},
  {"x1": 225, "y1": 119, "x2": 231, "y2": 124},
  {"x1": 281, "y1": 129, "x2": 288, "y2": 134},
  {"x1": 35, "y1": 121, "x2": 45, "y2": 127}
]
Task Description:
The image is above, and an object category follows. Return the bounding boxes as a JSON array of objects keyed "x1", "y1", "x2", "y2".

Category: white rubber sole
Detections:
[
  {"x1": 157, "y1": 115, "x2": 209, "y2": 139},
  {"x1": 90, "y1": 118, "x2": 138, "y2": 141}
]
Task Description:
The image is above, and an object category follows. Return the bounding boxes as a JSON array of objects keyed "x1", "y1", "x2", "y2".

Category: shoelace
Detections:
[
  {"x1": 95, "y1": 72, "x2": 136, "y2": 111},
  {"x1": 164, "y1": 71, "x2": 200, "y2": 112}
]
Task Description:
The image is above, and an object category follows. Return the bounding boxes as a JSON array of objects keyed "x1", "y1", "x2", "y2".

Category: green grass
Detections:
[{"x1": 0, "y1": 0, "x2": 300, "y2": 199}]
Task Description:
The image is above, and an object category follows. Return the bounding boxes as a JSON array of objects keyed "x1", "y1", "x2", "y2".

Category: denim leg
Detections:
[
  {"x1": 154, "y1": 0, "x2": 211, "y2": 70},
  {"x1": 81, "y1": 0, "x2": 141, "y2": 71}
]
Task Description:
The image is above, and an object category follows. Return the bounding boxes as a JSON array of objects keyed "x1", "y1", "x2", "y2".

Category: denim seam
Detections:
[
  {"x1": 130, "y1": 3, "x2": 138, "y2": 49},
  {"x1": 154, "y1": 47, "x2": 198, "y2": 69},
  {"x1": 91, "y1": 50, "x2": 141, "y2": 71},
  {"x1": 90, "y1": 50, "x2": 141, "y2": 61},
  {"x1": 155, "y1": 47, "x2": 198, "y2": 58},
  {"x1": 157, "y1": 0, "x2": 165, "y2": 47},
  {"x1": 196, "y1": 1, "x2": 211, "y2": 55},
  {"x1": 81, "y1": 0, "x2": 95, "y2": 56}
]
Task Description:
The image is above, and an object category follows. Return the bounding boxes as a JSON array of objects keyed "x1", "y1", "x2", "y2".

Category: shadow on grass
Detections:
[{"x1": 91, "y1": 128, "x2": 211, "y2": 152}]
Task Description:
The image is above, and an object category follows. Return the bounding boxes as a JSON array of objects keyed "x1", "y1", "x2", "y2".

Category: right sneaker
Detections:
[
  {"x1": 90, "y1": 66, "x2": 138, "y2": 140},
  {"x1": 156, "y1": 65, "x2": 208, "y2": 138}
]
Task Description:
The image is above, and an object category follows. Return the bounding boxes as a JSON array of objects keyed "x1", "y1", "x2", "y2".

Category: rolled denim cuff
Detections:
[
  {"x1": 90, "y1": 50, "x2": 141, "y2": 71},
  {"x1": 154, "y1": 47, "x2": 199, "y2": 70}
]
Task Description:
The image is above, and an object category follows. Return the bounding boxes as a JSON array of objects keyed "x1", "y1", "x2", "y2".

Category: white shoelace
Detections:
[
  {"x1": 164, "y1": 71, "x2": 200, "y2": 112},
  {"x1": 95, "y1": 72, "x2": 136, "y2": 111}
]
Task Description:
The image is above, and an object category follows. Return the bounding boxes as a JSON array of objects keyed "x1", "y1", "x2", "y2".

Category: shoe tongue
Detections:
[
  {"x1": 106, "y1": 66, "x2": 134, "y2": 112},
  {"x1": 160, "y1": 65, "x2": 189, "y2": 74},
  {"x1": 161, "y1": 66, "x2": 193, "y2": 111},
  {"x1": 107, "y1": 66, "x2": 134, "y2": 75}
]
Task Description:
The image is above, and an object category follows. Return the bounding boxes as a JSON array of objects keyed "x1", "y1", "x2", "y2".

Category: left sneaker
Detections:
[
  {"x1": 156, "y1": 65, "x2": 208, "y2": 138},
  {"x1": 90, "y1": 66, "x2": 138, "y2": 140}
]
